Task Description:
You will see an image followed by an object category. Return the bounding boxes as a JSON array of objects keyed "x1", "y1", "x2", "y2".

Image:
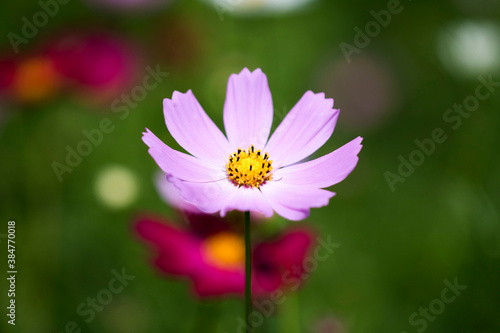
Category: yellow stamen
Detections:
[
  {"x1": 226, "y1": 145, "x2": 273, "y2": 188},
  {"x1": 203, "y1": 232, "x2": 245, "y2": 269}
]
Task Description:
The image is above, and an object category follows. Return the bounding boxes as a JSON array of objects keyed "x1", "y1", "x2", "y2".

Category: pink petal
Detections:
[
  {"x1": 135, "y1": 216, "x2": 203, "y2": 275},
  {"x1": 155, "y1": 172, "x2": 202, "y2": 214},
  {"x1": 220, "y1": 186, "x2": 274, "y2": 218},
  {"x1": 267, "y1": 229, "x2": 314, "y2": 272},
  {"x1": 253, "y1": 229, "x2": 314, "y2": 292},
  {"x1": 154, "y1": 252, "x2": 201, "y2": 276},
  {"x1": 223, "y1": 68, "x2": 273, "y2": 150},
  {"x1": 168, "y1": 176, "x2": 274, "y2": 218},
  {"x1": 264, "y1": 91, "x2": 339, "y2": 167},
  {"x1": 191, "y1": 268, "x2": 245, "y2": 298},
  {"x1": 274, "y1": 136, "x2": 363, "y2": 188},
  {"x1": 142, "y1": 128, "x2": 224, "y2": 182},
  {"x1": 252, "y1": 270, "x2": 283, "y2": 294},
  {"x1": 260, "y1": 181, "x2": 336, "y2": 221},
  {"x1": 163, "y1": 90, "x2": 231, "y2": 166},
  {"x1": 184, "y1": 213, "x2": 231, "y2": 238}
]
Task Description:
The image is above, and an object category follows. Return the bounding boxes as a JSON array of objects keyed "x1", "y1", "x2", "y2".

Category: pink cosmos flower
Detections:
[
  {"x1": 135, "y1": 214, "x2": 314, "y2": 298},
  {"x1": 143, "y1": 68, "x2": 362, "y2": 221}
]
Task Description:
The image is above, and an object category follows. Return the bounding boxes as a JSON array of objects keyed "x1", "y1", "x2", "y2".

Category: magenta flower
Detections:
[
  {"x1": 0, "y1": 58, "x2": 16, "y2": 93},
  {"x1": 135, "y1": 214, "x2": 314, "y2": 298},
  {"x1": 46, "y1": 31, "x2": 139, "y2": 101},
  {"x1": 143, "y1": 68, "x2": 362, "y2": 221}
]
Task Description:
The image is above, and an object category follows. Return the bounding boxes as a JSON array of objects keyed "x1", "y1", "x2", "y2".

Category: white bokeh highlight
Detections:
[{"x1": 95, "y1": 165, "x2": 139, "y2": 209}]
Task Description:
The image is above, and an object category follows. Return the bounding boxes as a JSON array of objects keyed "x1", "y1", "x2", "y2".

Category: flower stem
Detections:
[{"x1": 244, "y1": 210, "x2": 252, "y2": 333}]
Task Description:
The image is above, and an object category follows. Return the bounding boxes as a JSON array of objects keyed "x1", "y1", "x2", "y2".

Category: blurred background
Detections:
[{"x1": 1, "y1": 0, "x2": 500, "y2": 332}]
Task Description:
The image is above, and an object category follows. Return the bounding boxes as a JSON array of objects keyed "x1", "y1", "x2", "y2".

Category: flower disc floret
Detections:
[{"x1": 226, "y1": 145, "x2": 273, "y2": 188}]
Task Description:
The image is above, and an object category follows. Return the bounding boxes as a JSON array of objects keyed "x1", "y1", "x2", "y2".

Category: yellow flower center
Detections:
[
  {"x1": 226, "y1": 145, "x2": 273, "y2": 188},
  {"x1": 203, "y1": 232, "x2": 245, "y2": 269}
]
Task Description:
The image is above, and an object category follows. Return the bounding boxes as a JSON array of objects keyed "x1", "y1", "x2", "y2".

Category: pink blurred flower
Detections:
[
  {"x1": 135, "y1": 214, "x2": 314, "y2": 298},
  {"x1": 45, "y1": 31, "x2": 140, "y2": 102},
  {"x1": 318, "y1": 56, "x2": 400, "y2": 131},
  {"x1": 0, "y1": 56, "x2": 61, "y2": 104},
  {"x1": 143, "y1": 68, "x2": 363, "y2": 221},
  {"x1": 0, "y1": 58, "x2": 16, "y2": 93}
]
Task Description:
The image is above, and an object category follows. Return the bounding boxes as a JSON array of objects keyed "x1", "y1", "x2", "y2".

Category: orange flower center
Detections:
[
  {"x1": 203, "y1": 232, "x2": 245, "y2": 269},
  {"x1": 226, "y1": 145, "x2": 273, "y2": 188},
  {"x1": 14, "y1": 57, "x2": 60, "y2": 103}
]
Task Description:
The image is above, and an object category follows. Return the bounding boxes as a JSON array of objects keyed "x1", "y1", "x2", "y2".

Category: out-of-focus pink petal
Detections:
[
  {"x1": 142, "y1": 128, "x2": 224, "y2": 182},
  {"x1": 261, "y1": 181, "x2": 336, "y2": 221},
  {"x1": 251, "y1": 257, "x2": 283, "y2": 293},
  {"x1": 154, "y1": 252, "x2": 201, "y2": 276},
  {"x1": 134, "y1": 215, "x2": 319, "y2": 298},
  {"x1": 135, "y1": 216, "x2": 203, "y2": 275},
  {"x1": 168, "y1": 176, "x2": 274, "y2": 218},
  {"x1": 155, "y1": 172, "x2": 202, "y2": 214},
  {"x1": 265, "y1": 91, "x2": 339, "y2": 167},
  {"x1": 46, "y1": 32, "x2": 139, "y2": 100},
  {"x1": 191, "y1": 268, "x2": 245, "y2": 298},
  {"x1": 163, "y1": 90, "x2": 231, "y2": 165},
  {"x1": 223, "y1": 68, "x2": 273, "y2": 150},
  {"x1": 0, "y1": 58, "x2": 16, "y2": 92},
  {"x1": 275, "y1": 136, "x2": 363, "y2": 188},
  {"x1": 267, "y1": 229, "x2": 314, "y2": 272},
  {"x1": 253, "y1": 229, "x2": 315, "y2": 293},
  {"x1": 185, "y1": 214, "x2": 230, "y2": 238}
]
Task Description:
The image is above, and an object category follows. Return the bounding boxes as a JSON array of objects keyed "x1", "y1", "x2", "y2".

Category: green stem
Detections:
[{"x1": 244, "y1": 211, "x2": 252, "y2": 333}]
